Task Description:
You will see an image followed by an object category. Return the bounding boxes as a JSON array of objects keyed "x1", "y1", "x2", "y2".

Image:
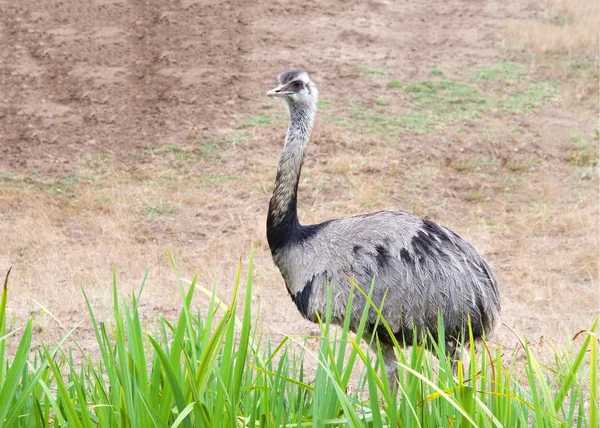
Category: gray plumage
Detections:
[{"x1": 266, "y1": 69, "x2": 500, "y2": 386}]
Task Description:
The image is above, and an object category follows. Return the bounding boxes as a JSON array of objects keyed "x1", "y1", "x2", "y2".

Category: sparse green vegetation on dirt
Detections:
[
  {"x1": 0, "y1": 0, "x2": 598, "y2": 425},
  {"x1": 333, "y1": 61, "x2": 562, "y2": 134}
]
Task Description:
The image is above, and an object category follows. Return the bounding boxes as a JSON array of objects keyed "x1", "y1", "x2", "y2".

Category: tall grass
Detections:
[{"x1": 0, "y1": 253, "x2": 598, "y2": 427}]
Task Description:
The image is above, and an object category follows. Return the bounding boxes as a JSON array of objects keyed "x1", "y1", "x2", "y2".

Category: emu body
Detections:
[{"x1": 266, "y1": 70, "x2": 500, "y2": 385}]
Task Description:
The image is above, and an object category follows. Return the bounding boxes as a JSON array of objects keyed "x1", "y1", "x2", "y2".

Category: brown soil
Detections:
[
  {"x1": 0, "y1": 0, "x2": 598, "y2": 357},
  {"x1": 0, "y1": 0, "x2": 541, "y2": 171}
]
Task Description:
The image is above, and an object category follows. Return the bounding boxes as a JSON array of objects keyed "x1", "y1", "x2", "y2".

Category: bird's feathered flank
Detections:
[{"x1": 273, "y1": 211, "x2": 500, "y2": 344}]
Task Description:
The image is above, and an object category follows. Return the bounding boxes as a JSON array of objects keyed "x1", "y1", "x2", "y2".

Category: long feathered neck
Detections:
[{"x1": 267, "y1": 101, "x2": 317, "y2": 254}]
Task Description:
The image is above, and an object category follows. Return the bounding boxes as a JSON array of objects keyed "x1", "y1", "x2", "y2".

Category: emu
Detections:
[{"x1": 266, "y1": 69, "x2": 500, "y2": 388}]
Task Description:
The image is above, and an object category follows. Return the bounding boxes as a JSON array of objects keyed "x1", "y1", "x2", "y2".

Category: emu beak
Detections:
[{"x1": 267, "y1": 84, "x2": 291, "y2": 97}]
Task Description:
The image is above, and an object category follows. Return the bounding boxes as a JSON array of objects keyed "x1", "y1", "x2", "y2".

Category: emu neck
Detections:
[{"x1": 267, "y1": 103, "x2": 316, "y2": 254}]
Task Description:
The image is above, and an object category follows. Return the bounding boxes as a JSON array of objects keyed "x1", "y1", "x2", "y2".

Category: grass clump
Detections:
[
  {"x1": 568, "y1": 135, "x2": 599, "y2": 167},
  {"x1": 338, "y1": 79, "x2": 486, "y2": 134},
  {"x1": 404, "y1": 80, "x2": 487, "y2": 113},
  {"x1": 501, "y1": 82, "x2": 561, "y2": 114},
  {"x1": 141, "y1": 199, "x2": 178, "y2": 221},
  {"x1": 338, "y1": 60, "x2": 562, "y2": 135},
  {"x1": 47, "y1": 175, "x2": 79, "y2": 200},
  {"x1": 151, "y1": 143, "x2": 183, "y2": 155},
  {"x1": 335, "y1": 102, "x2": 437, "y2": 135},
  {"x1": 466, "y1": 191, "x2": 483, "y2": 202},
  {"x1": 0, "y1": 255, "x2": 598, "y2": 427},
  {"x1": 454, "y1": 162, "x2": 475, "y2": 173},
  {"x1": 237, "y1": 113, "x2": 273, "y2": 129},
  {"x1": 196, "y1": 110, "x2": 275, "y2": 160},
  {"x1": 430, "y1": 65, "x2": 444, "y2": 76},
  {"x1": 338, "y1": 79, "x2": 487, "y2": 135},
  {"x1": 195, "y1": 130, "x2": 250, "y2": 160},
  {"x1": 472, "y1": 61, "x2": 524, "y2": 82},
  {"x1": 472, "y1": 61, "x2": 561, "y2": 113},
  {"x1": 89, "y1": 152, "x2": 112, "y2": 168},
  {"x1": 200, "y1": 173, "x2": 235, "y2": 187},
  {"x1": 355, "y1": 66, "x2": 387, "y2": 77},
  {"x1": 508, "y1": 162, "x2": 529, "y2": 173}
]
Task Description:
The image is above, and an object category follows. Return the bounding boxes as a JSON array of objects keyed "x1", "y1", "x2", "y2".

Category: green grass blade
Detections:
[
  {"x1": 42, "y1": 344, "x2": 84, "y2": 428},
  {"x1": 527, "y1": 345, "x2": 559, "y2": 420},
  {"x1": 252, "y1": 365, "x2": 314, "y2": 391},
  {"x1": 0, "y1": 318, "x2": 33, "y2": 424},
  {"x1": 398, "y1": 361, "x2": 479, "y2": 427},
  {"x1": 111, "y1": 267, "x2": 137, "y2": 427},
  {"x1": 120, "y1": 386, "x2": 131, "y2": 428},
  {"x1": 0, "y1": 267, "x2": 12, "y2": 390},
  {"x1": 37, "y1": 378, "x2": 68, "y2": 426},
  {"x1": 72, "y1": 368, "x2": 94, "y2": 428},
  {"x1": 341, "y1": 278, "x2": 376, "y2": 388},
  {"x1": 4, "y1": 361, "x2": 49, "y2": 425},
  {"x1": 524, "y1": 341, "x2": 546, "y2": 427},
  {"x1": 194, "y1": 302, "x2": 233, "y2": 394},
  {"x1": 171, "y1": 403, "x2": 196, "y2": 428},
  {"x1": 148, "y1": 335, "x2": 192, "y2": 428},
  {"x1": 553, "y1": 317, "x2": 598, "y2": 411},
  {"x1": 137, "y1": 389, "x2": 169, "y2": 428},
  {"x1": 80, "y1": 286, "x2": 112, "y2": 384},
  {"x1": 363, "y1": 349, "x2": 383, "y2": 426},
  {"x1": 459, "y1": 385, "x2": 476, "y2": 428},
  {"x1": 589, "y1": 327, "x2": 598, "y2": 428},
  {"x1": 232, "y1": 248, "x2": 254, "y2": 407}
]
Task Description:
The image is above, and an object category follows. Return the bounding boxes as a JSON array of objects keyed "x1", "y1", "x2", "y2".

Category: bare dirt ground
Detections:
[{"x1": 0, "y1": 0, "x2": 598, "y2": 357}]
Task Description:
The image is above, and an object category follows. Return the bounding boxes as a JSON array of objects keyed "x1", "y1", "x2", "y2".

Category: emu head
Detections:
[{"x1": 267, "y1": 69, "x2": 318, "y2": 109}]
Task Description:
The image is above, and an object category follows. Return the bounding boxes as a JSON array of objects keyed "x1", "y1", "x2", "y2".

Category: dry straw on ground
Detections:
[
  {"x1": 507, "y1": 0, "x2": 599, "y2": 56},
  {"x1": 0, "y1": 0, "x2": 598, "y2": 360}
]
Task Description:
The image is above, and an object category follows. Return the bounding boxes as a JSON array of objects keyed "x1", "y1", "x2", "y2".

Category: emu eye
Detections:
[{"x1": 292, "y1": 80, "x2": 304, "y2": 91}]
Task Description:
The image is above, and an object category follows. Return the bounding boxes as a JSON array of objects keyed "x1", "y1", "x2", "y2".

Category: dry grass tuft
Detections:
[
  {"x1": 507, "y1": 0, "x2": 599, "y2": 56},
  {"x1": 506, "y1": 0, "x2": 599, "y2": 107}
]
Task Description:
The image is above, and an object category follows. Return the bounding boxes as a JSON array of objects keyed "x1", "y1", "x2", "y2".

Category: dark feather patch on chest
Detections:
[{"x1": 291, "y1": 275, "x2": 315, "y2": 319}]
